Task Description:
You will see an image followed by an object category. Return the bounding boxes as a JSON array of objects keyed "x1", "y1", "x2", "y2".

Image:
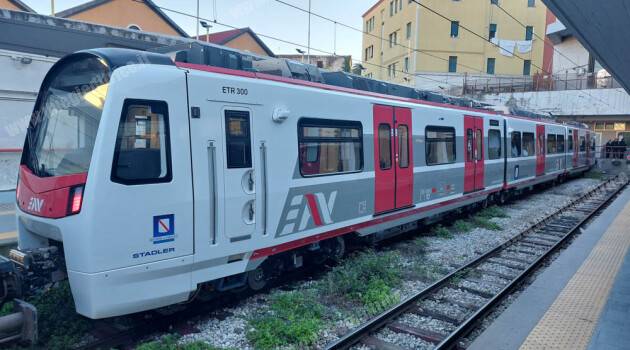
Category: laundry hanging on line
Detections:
[{"x1": 517, "y1": 40, "x2": 533, "y2": 53}]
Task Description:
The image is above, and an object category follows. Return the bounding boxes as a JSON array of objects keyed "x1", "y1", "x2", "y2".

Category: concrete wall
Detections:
[
  {"x1": 476, "y1": 88, "x2": 630, "y2": 116},
  {"x1": 0, "y1": 49, "x2": 56, "y2": 190}
]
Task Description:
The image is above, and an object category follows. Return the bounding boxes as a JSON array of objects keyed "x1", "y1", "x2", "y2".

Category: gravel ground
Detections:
[{"x1": 174, "y1": 178, "x2": 602, "y2": 349}]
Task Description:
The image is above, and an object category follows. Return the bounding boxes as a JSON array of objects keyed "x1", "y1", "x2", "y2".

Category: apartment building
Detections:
[{"x1": 361, "y1": 0, "x2": 548, "y2": 86}]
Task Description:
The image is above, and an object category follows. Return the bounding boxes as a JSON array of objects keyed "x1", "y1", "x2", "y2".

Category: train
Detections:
[{"x1": 1, "y1": 46, "x2": 595, "y2": 324}]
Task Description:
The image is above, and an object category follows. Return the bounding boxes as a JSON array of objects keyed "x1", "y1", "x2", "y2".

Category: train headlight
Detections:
[{"x1": 68, "y1": 186, "x2": 84, "y2": 215}]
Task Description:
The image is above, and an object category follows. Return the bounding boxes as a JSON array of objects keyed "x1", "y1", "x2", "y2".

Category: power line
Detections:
[
  {"x1": 137, "y1": 1, "x2": 458, "y2": 90},
  {"x1": 272, "y1": 0, "x2": 488, "y2": 75},
  {"x1": 409, "y1": 0, "x2": 615, "y2": 110}
]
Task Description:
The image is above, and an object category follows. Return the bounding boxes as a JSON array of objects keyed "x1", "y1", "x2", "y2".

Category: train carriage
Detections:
[{"x1": 5, "y1": 48, "x2": 594, "y2": 320}]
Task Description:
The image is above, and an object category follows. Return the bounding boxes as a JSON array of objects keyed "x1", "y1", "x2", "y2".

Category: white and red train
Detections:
[{"x1": 6, "y1": 47, "x2": 594, "y2": 320}]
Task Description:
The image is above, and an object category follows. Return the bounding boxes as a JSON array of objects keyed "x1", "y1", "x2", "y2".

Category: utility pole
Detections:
[
  {"x1": 50, "y1": 0, "x2": 55, "y2": 15},
  {"x1": 307, "y1": 0, "x2": 311, "y2": 65},
  {"x1": 196, "y1": 0, "x2": 200, "y2": 38}
]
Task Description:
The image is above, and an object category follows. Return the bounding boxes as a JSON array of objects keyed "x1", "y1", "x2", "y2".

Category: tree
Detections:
[
  {"x1": 351, "y1": 63, "x2": 364, "y2": 75},
  {"x1": 342, "y1": 56, "x2": 352, "y2": 73}
]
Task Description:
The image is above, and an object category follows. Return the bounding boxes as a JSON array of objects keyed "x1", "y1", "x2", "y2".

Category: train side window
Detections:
[
  {"x1": 475, "y1": 129, "x2": 483, "y2": 160},
  {"x1": 590, "y1": 137, "x2": 596, "y2": 151},
  {"x1": 567, "y1": 132, "x2": 574, "y2": 151},
  {"x1": 557, "y1": 135, "x2": 565, "y2": 153},
  {"x1": 225, "y1": 110, "x2": 252, "y2": 168},
  {"x1": 579, "y1": 136, "x2": 586, "y2": 151},
  {"x1": 466, "y1": 129, "x2": 473, "y2": 161},
  {"x1": 426, "y1": 126, "x2": 456, "y2": 165},
  {"x1": 398, "y1": 125, "x2": 409, "y2": 168},
  {"x1": 488, "y1": 129, "x2": 501, "y2": 159},
  {"x1": 547, "y1": 134, "x2": 557, "y2": 154},
  {"x1": 511, "y1": 132, "x2": 521, "y2": 157},
  {"x1": 111, "y1": 99, "x2": 172, "y2": 185},
  {"x1": 298, "y1": 118, "x2": 363, "y2": 176},
  {"x1": 378, "y1": 124, "x2": 392, "y2": 170},
  {"x1": 522, "y1": 132, "x2": 535, "y2": 157}
]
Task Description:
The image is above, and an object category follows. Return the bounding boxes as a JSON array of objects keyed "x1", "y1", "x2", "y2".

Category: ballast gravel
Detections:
[{"x1": 174, "y1": 178, "x2": 601, "y2": 349}]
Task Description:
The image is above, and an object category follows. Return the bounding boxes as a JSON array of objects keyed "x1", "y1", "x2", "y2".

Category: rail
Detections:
[{"x1": 326, "y1": 175, "x2": 628, "y2": 350}]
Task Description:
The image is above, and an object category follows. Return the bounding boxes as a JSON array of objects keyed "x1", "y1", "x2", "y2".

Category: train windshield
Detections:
[{"x1": 24, "y1": 56, "x2": 110, "y2": 177}]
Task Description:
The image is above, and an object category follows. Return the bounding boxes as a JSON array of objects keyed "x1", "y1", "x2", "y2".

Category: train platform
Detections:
[{"x1": 469, "y1": 185, "x2": 630, "y2": 350}]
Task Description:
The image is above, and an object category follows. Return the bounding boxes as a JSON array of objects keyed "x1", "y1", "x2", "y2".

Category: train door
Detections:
[
  {"x1": 536, "y1": 124, "x2": 545, "y2": 176},
  {"x1": 464, "y1": 116, "x2": 484, "y2": 193},
  {"x1": 373, "y1": 105, "x2": 413, "y2": 214}
]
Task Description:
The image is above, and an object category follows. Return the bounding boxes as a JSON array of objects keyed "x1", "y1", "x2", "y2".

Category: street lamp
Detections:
[
  {"x1": 296, "y1": 48, "x2": 306, "y2": 63},
  {"x1": 200, "y1": 21, "x2": 212, "y2": 42}
]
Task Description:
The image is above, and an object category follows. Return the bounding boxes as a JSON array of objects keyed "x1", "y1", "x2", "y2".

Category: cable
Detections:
[
  {"x1": 136, "y1": 1, "x2": 459, "y2": 90},
  {"x1": 273, "y1": 0, "x2": 488, "y2": 75},
  {"x1": 409, "y1": 0, "x2": 615, "y2": 110}
]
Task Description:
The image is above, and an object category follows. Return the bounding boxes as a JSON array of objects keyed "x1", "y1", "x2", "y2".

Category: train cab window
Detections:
[
  {"x1": 426, "y1": 126, "x2": 456, "y2": 165},
  {"x1": 225, "y1": 110, "x2": 252, "y2": 168},
  {"x1": 579, "y1": 136, "x2": 586, "y2": 152},
  {"x1": 547, "y1": 134, "x2": 557, "y2": 154},
  {"x1": 511, "y1": 132, "x2": 521, "y2": 157},
  {"x1": 398, "y1": 125, "x2": 409, "y2": 168},
  {"x1": 112, "y1": 99, "x2": 172, "y2": 185},
  {"x1": 522, "y1": 132, "x2": 535, "y2": 156},
  {"x1": 557, "y1": 135, "x2": 565, "y2": 153},
  {"x1": 488, "y1": 129, "x2": 501, "y2": 159},
  {"x1": 378, "y1": 124, "x2": 392, "y2": 170},
  {"x1": 298, "y1": 118, "x2": 363, "y2": 176},
  {"x1": 567, "y1": 132, "x2": 574, "y2": 152}
]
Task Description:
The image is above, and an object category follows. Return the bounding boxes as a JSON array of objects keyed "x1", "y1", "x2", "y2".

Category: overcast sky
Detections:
[{"x1": 25, "y1": 0, "x2": 368, "y2": 60}]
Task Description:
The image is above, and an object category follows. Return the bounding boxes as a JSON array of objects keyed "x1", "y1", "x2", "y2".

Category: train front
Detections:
[{"x1": 0, "y1": 48, "x2": 191, "y2": 344}]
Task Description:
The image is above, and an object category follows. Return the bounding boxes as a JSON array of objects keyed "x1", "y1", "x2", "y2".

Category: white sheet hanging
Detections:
[
  {"x1": 498, "y1": 40, "x2": 516, "y2": 57},
  {"x1": 517, "y1": 40, "x2": 533, "y2": 53}
]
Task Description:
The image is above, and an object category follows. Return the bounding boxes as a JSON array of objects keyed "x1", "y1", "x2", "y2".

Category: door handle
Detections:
[
  {"x1": 248, "y1": 170, "x2": 255, "y2": 192},
  {"x1": 207, "y1": 140, "x2": 218, "y2": 244}
]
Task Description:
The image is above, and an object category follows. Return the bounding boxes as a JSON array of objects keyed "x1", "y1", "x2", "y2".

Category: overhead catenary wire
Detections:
[
  {"x1": 409, "y1": 0, "x2": 616, "y2": 110},
  {"x1": 138, "y1": 1, "x2": 459, "y2": 90}
]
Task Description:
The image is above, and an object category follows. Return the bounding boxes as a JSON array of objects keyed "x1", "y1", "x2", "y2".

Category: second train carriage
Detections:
[{"x1": 9, "y1": 48, "x2": 594, "y2": 319}]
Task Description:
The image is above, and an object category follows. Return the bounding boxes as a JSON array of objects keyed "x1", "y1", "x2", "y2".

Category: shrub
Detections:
[
  {"x1": 478, "y1": 206, "x2": 509, "y2": 219},
  {"x1": 471, "y1": 216, "x2": 502, "y2": 231},
  {"x1": 453, "y1": 220, "x2": 474, "y2": 233},
  {"x1": 247, "y1": 291, "x2": 324, "y2": 350},
  {"x1": 432, "y1": 224, "x2": 453, "y2": 239},
  {"x1": 361, "y1": 279, "x2": 400, "y2": 314}
]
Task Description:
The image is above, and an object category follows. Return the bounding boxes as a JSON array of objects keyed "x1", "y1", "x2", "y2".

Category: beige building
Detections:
[
  {"x1": 277, "y1": 54, "x2": 351, "y2": 71},
  {"x1": 361, "y1": 0, "x2": 548, "y2": 86}
]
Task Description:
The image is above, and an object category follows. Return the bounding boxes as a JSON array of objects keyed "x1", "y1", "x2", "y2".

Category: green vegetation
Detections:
[
  {"x1": 584, "y1": 169, "x2": 605, "y2": 180},
  {"x1": 412, "y1": 262, "x2": 446, "y2": 282},
  {"x1": 247, "y1": 291, "x2": 324, "y2": 350},
  {"x1": 453, "y1": 219, "x2": 474, "y2": 233},
  {"x1": 400, "y1": 236, "x2": 429, "y2": 256},
  {"x1": 320, "y1": 250, "x2": 402, "y2": 314},
  {"x1": 0, "y1": 301, "x2": 14, "y2": 317},
  {"x1": 477, "y1": 206, "x2": 509, "y2": 219},
  {"x1": 471, "y1": 215, "x2": 502, "y2": 231},
  {"x1": 137, "y1": 334, "x2": 230, "y2": 350},
  {"x1": 432, "y1": 224, "x2": 453, "y2": 239}
]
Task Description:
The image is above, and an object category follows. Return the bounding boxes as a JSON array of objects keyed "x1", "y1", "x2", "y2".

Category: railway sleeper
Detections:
[
  {"x1": 487, "y1": 257, "x2": 527, "y2": 270},
  {"x1": 463, "y1": 276, "x2": 507, "y2": 290},
  {"x1": 476, "y1": 268, "x2": 518, "y2": 281},
  {"x1": 505, "y1": 248, "x2": 539, "y2": 257},
  {"x1": 410, "y1": 306, "x2": 463, "y2": 325},
  {"x1": 388, "y1": 322, "x2": 446, "y2": 344},
  {"x1": 361, "y1": 336, "x2": 406, "y2": 350},
  {"x1": 454, "y1": 284, "x2": 495, "y2": 299},
  {"x1": 432, "y1": 296, "x2": 481, "y2": 311},
  {"x1": 525, "y1": 234, "x2": 560, "y2": 243},
  {"x1": 519, "y1": 239, "x2": 554, "y2": 248}
]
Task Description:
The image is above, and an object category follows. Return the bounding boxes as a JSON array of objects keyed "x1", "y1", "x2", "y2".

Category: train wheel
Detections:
[
  {"x1": 329, "y1": 237, "x2": 346, "y2": 262},
  {"x1": 498, "y1": 191, "x2": 509, "y2": 205},
  {"x1": 247, "y1": 266, "x2": 267, "y2": 291},
  {"x1": 480, "y1": 198, "x2": 489, "y2": 209}
]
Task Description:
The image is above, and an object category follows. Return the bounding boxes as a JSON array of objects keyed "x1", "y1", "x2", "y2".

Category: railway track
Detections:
[{"x1": 326, "y1": 175, "x2": 628, "y2": 350}]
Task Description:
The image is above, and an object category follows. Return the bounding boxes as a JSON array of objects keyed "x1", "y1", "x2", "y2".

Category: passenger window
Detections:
[
  {"x1": 298, "y1": 118, "x2": 363, "y2": 176},
  {"x1": 398, "y1": 125, "x2": 409, "y2": 168},
  {"x1": 568, "y1": 132, "x2": 574, "y2": 152},
  {"x1": 476, "y1": 129, "x2": 483, "y2": 160},
  {"x1": 557, "y1": 135, "x2": 565, "y2": 153},
  {"x1": 511, "y1": 132, "x2": 521, "y2": 157},
  {"x1": 547, "y1": 134, "x2": 557, "y2": 154},
  {"x1": 112, "y1": 99, "x2": 172, "y2": 185},
  {"x1": 378, "y1": 124, "x2": 392, "y2": 170},
  {"x1": 522, "y1": 132, "x2": 535, "y2": 156},
  {"x1": 466, "y1": 129, "x2": 474, "y2": 161},
  {"x1": 225, "y1": 110, "x2": 252, "y2": 168},
  {"x1": 590, "y1": 137, "x2": 596, "y2": 151},
  {"x1": 579, "y1": 136, "x2": 586, "y2": 151},
  {"x1": 488, "y1": 129, "x2": 501, "y2": 159},
  {"x1": 426, "y1": 126, "x2": 456, "y2": 165}
]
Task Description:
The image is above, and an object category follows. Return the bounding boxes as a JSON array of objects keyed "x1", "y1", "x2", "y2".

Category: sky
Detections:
[{"x1": 25, "y1": 0, "x2": 369, "y2": 61}]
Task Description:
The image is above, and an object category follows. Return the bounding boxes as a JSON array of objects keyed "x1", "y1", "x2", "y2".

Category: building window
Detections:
[
  {"x1": 522, "y1": 132, "x2": 535, "y2": 156},
  {"x1": 404, "y1": 57, "x2": 409, "y2": 72},
  {"x1": 451, "y1": 21, "x2": 460, "y2": 37},
  {"x1": 364, "y1": 45, "x2": 374, "y2": 60},
  {"x1": 388, "y1": 62, "x2": 398, "y2": 77},
  {"x1": 528, "y1": 0, "x2": 535, "y2": 7},
  {"x1": 523, "y1": 60, "x2": 532, "y2": 75},
  {"x1": 112, "y1": 99, "x2": 172, "y2": 185},
  {"x1": 525, "y1": 26, "x2": 534, "y2": 40},
  {"x1": 225, "y1": 110, "x2": 252, "y2": 168},
  {"x1": 389, "y1": 31, "x2": 398, "y2": 47},
  {"x1": 378, "y1": 124, "x2": 392, "y2": 169},
  {"x1": 399, "y1": 0, "x2": 403, "y2": 11},
  {"x1": 487, "y1": 58, "x2": 496, "y2": 74},
  {"x1": 298, "y1": 118, "x2": 363, "y2": 176},
  {"x1": 511, "y1": 131, "x2": 522, "y2": 157},
  {"x1": 426, "y1": 126, "x2": 456, "y2": 165},
  {"x1": 448, "y1": 56, "x2": 458, "y2": 73},
  {"x1": 489, "y1": 23, "x2": 497, "y2": 40},
  {"x1": 491, "y1": 0, "x2": 498, "y2": 5},
  {"x1": 488, "y1": 129, "x2": 502, "y2": 159},
  {"x1": 390, "y1": 1, "x2": 394, "y2": 16},
  {"x1": 406, "y1": 22, "x2": 412, "y2": 39},
  {"x1": 366, "y1": 16, "x2": 375, "y2": 32}
]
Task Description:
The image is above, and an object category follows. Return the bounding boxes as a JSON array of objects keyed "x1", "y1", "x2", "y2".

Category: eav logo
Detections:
[
  {"x1": 279, "y1": 191, "x2": 337, "y2": 236},
  {"x1": 27, "y1": 197, "x2": 44, "y2": 213}
]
